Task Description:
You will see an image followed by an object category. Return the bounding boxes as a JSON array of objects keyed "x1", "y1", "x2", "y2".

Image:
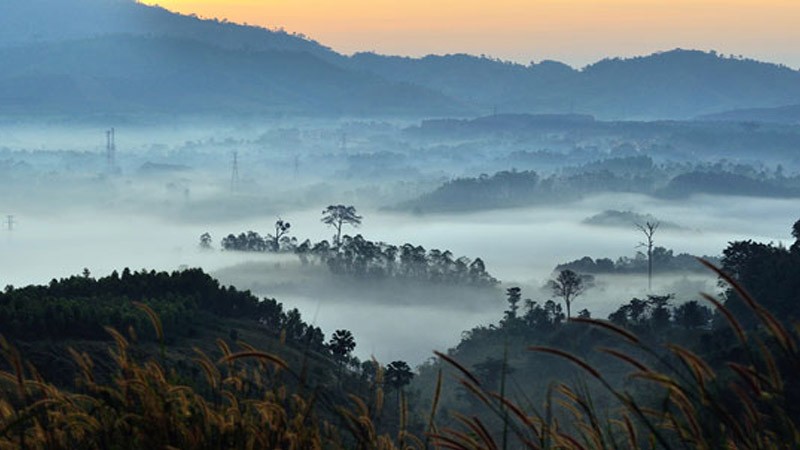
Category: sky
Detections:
[{"x1": 140, "y1": 0, "x2": 800, "y2": 68}]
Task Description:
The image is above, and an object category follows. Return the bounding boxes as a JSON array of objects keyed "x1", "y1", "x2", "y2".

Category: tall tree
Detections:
[
  {"x1": 548, "y1": 269, "x2": 591, "y2": 319},
  {"x1": 268, "y1": 218, "x2": 291, "y2": 252},
  {"x1": 504, "y1": 287, "x2": 522, "y2": 322},
  {"x1": 322, "y1": 205, "x2": 362, "y2": 246},
  {"x1": 636, "y1": 221, "x2": 660, "y2": 291},
  {"x1": 328, "y1": 329, "x2": 356, "y2": 361}
]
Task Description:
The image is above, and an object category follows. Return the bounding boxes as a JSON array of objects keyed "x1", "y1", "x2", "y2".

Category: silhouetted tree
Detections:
[
  {"x1": 636, "y1": 221, "x2": 660, "y2": 291},
  {"x1": 504, "y1": 287, "x2": 521, "y2": 322},
  {"x1": 328, "y1": 329, "x2": 356, "y2": 361},
  {"x1": 322, "y1": 205, "x2": 362, "y2": 246},
  {"x1": 649, "y1": 294, "x2": 673, "y2": 331},
  {"x1": 385, "y1": 360, "x2": 414, "y2": 406},
  {"x1": 674, "y1": 300, "x2": 712, "y2": 329},
  {"x1": 548, "y1": 269, "x2": 592, "y2": 319},
  {"x1": 268, "y1": 219, "x2": 291, "y2": 252}
]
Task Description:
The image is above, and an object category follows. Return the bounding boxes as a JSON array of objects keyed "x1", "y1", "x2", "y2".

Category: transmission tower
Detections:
[
  {"x1": 5, "y1": 215, "x2": 15, "y2": 231},
  {"x1": 106, "y1": 127, "x2": 116, "y2": 171},
  {"x1": 231, "y1": 151, "x2": 240, "y2": 193}
]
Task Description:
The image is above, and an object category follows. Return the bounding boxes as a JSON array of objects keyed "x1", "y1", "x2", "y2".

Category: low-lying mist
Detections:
[{"x1": 1, "y1": 190, "x2": 795, "y2": 363}]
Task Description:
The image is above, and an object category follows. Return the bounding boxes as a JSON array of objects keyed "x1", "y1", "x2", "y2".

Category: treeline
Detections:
[
  {"x1": 220, "y1": 233, "x2": 499, "y2": 287},
  {"x1": 0, "y1": 268, "x2": 326, "y2": 352},
  {"x1": 556, "y1": 247, "x2": 721, "y2": 274},
  {"x1": 401, "y1": 156, "x2": 800, "y2": 212}
]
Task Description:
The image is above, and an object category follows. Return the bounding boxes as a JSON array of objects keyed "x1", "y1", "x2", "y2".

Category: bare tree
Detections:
[
  {"x1": 636, "y1": 221, "x2": 659, "y2": 291},
  {"x1": 548, "y1": 269, "x2": 592, "y2": 319},
  {"x1": 321, "y1": 205, "x2": 362, "y2": 246}
]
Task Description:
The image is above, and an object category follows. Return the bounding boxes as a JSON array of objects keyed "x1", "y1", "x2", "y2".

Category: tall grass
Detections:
[
  {"x1": 0, "y1": 309, "x2": 405, "y2": 449},
  {"x1": 429, "y1": 260, "x2": 800, "y2": 449}
]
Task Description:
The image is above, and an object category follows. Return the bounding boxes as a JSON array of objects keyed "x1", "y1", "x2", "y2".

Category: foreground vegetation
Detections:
[{"x1": 1, "y1": 222, "x2": 799, "y2": 449}]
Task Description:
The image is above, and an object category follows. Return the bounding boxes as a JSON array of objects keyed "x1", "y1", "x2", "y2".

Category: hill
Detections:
[
  {"x1": 351, "y1": 50, "x2": 800, "y2": 119},
  {"x1": 0, "y1": 0, "x2": 337, "y2": 61},
  {"x1": 0, "y1": 0, "x2": 462, "y2": 116},
  {"x1": 2, "y1": 1, "x2": 800, "y2": 118},
  {"x1": 0, "y1": 35, "x2": 460, "y2": 116}
]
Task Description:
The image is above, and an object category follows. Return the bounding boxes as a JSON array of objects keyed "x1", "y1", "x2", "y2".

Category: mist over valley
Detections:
[{"x1": 2, "y1": 1, "x2": 800, "y2": 448}]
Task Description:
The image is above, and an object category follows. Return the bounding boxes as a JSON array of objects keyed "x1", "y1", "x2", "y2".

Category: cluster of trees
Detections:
[
  {"x1": 556, "y1": 247, "x2": 719, "y2": 274},
  {"x1": 718, "y1": 219, "x2": 800, "y2": 325},
  {"x1": 216, "y1": 205, "x2": 498, "y2": 287},
  {"x1": 299, "y1": 235, "x2": 498, "y2": 287},
  {"x1": 608, "y1": 295, "x2": 713, "y2": 331}
]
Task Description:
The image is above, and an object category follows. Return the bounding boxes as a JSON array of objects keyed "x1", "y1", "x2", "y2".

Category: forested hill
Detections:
[
  {"x1": 349, "y1": 50, "x2": 800, "y2": 119},
  {"x1": 0, "y1": 267, "x2": 323, "y2": 344},
  {"x1": 2, "y1": 0, "x2": 800, "y2": 118},
  {"x1": 0, "y1": 0, "x2": 462, "y2": 116},
  {"x1": 0, "y1": 268, "x2": 333, "y2": 385},
  {"x1": 0, "y1": 35, "x2": 459, "y2": 116},
  {"x1": 0, "y1": 0, "x2": 338, "y2": 61}
]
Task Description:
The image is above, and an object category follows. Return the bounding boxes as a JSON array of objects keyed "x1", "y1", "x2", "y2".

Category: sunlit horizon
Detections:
[{"x1": 140, "y1": 0, "x2": 800, "y2": 68}]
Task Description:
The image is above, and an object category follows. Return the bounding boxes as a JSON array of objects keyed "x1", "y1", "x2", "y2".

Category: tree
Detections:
[
  {"x1": 385, "y1": 360, "x2": 414, "y2": 407},
  {"x1": 385, "y1": 360, "x2": 414, "y2": 390},
  {"x1": 322, "y1": 205, "x2": 362, "y2": 246},
  {"x1": 199, "y1": 232, "x2": 212, "y2": 250},
  {"x1": 503, "y1": 287, "x2": 521, "y2": 323},
  {"x1": 648, "y1": 294, "x2": 673, "y2": 331},
  {"x1": 673, "y1": 300, "x2": 712, "y2": 329},
  {"x1": 792, "y1": 219, "x2": 800, "y2": 253},
  {"x1": 268, "y1": 219, "x2": 291, "y2": 252},
  {"x1": 328, "y1": 329, "x2": 356, "y2": 361},
  {"x1": 548, "y1": 269, "x2": 592, "y2": 319},
  {"x1": 636, "y1": 221, "x2": 659, "y2": 291}
]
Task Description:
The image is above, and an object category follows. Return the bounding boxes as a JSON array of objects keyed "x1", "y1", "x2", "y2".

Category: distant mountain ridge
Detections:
[
  {"x1": 1, "y1": 0, "x2": 800, "y2": 118},
  {"x1": 0, "y1": 35, "x2": 468, "y2": 116},
  {"x1": 351, "y1": 50, "x2": 800, "y2": 119}
]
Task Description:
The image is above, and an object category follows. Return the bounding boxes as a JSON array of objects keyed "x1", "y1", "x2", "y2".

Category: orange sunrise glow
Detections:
[{"x1": 140, "y1": 0, "x2": 800, "y2": 67}]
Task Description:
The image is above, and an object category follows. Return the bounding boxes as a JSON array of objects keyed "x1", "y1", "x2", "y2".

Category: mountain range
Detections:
[{"x1": 2, "y1": 0, "x2": 800, "y2": 119}]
